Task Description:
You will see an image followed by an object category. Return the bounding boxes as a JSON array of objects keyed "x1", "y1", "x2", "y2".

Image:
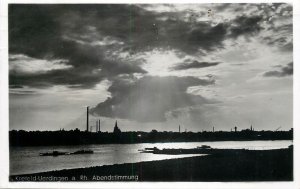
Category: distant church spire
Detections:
[{"x1": 113, "y1": 120, "x2": 121, "y2": 134}]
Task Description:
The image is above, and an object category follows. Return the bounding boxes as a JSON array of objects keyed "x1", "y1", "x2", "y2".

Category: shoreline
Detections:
[
  {"x1": 10, "y1": 139, "x2": 293, "y2": 147},
  {"x1": 10, "y1": 130, "x2": 293, "y2": 147},
  {"x1": 10, "y1": 148, "x2": 293, "y2": 182}
]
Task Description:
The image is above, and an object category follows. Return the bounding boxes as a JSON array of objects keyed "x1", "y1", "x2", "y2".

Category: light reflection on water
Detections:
[{"x1": 10, "y1": 140, "x2": 292, "y2": 175}]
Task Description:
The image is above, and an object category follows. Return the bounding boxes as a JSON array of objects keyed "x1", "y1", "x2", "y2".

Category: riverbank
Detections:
[
  {"x1": 10, "y1": 130, "x2": 293, "y2": 146},
  {"x1": 10, "y1": 148, "x2": 293, "y2": 182}
]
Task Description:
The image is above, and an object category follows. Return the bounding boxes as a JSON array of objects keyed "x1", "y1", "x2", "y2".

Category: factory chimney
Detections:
[
  {"x1": 179, "y1": 125, "x2": 181, "y2": 133},
  {"x1": 98, "y1": 119, "x2": 101, "y2": 132},
  {"x1": 96, "y1": 120, "x2": 98, "y2": 132},
  {"x1": 86, "y1": 106, "x2": 89, "y2": 132}
]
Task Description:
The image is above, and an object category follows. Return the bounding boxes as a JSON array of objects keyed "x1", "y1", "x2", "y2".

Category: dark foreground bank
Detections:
[{"x1": 10, "y1": 148, "x2": 293, "y2": 182}]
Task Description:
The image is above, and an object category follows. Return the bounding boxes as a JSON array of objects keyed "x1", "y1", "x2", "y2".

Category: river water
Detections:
[{"x1": 10, "y1": 140, "x2": 292, "y2": 175}]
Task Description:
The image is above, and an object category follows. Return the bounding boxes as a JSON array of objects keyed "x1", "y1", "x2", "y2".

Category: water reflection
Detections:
[{"x1": 10, "y1": 140, "x2": 292, "y2": 175}]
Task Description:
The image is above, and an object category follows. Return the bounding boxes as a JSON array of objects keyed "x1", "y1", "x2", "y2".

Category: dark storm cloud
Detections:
[
  {"x1": 229, "y1": 15, "x2": 263, "y2": 38},
  {"x1": 9, "y1": 51, "x2": 146, "y2": 89},
  {"x1": 10, "y1": 68, "x2": 104, "y2": 89},
  {"x1": 174, "y1": 22, "x2": 228, "y2": 53},
  {"x1": 9, "y1": 4, "x2": 273, "y2": 89},
  {"x1": 91, "y1": 76, "x2": 215, "y2": 122},
  {"x1": 69, "y1": 5, "x2": 229, "y2": 53},
  {"x1": 9, "y1": 4, "x2": 147, "y2": 88},
  {"x1": 172, "y1": 60, "x2": 221, "y2": 70},
  {"x1": 263, "y1": 62, "x2": 293, "y2": 77},
  {"x1": 9, "y1": 4, "x2": 261, "y2": 58},
  {"x1": 10, "y1": 60, "x2": 146, "y2": 89}
]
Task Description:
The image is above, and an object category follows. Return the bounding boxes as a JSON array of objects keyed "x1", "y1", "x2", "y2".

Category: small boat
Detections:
[
  {"x1": 70, "y1": 150, "x2": 94, "y2": 155},
  {"x1": 39, "y1": 151, "x2": 68, "y2": 156},
  {"x1": 145, "y1": 147, "x2": 159, "y2": 151},
  {"x1": 197, "y1": 145, "x2": 211, "y2": 149},
  {"x1": 140, "y1": 147, "x2": 159, "y2": 153}
]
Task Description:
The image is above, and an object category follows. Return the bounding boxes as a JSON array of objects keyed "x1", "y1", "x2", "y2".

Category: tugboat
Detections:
[
  {"x1": 70, "y1": 150, "x2": 94, "y2": 155},
  {"x1": 145, "y1": 147, "x2": 159, "y2": 151},
  {"x1": 197, "y1": 145, "x2": 211, "y2": 149},
  {"x1": 39, "y1": 151, "x2": 68, "y2": 156},
  {"x1": 140, "y1": 147, "x2": 159, "y2": 153}
]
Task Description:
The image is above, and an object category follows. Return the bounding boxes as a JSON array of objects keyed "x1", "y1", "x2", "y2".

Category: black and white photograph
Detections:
[{"x1": 2, "y1": 2, "x2": 297, "y2": 184}]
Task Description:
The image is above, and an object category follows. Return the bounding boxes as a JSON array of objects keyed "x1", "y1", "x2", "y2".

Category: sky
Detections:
[{"x1": 9, "y1": 4, "x2": 293, "y2": 132}]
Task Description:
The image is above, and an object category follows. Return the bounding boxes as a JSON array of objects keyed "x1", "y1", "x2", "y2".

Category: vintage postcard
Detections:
[{"x1": 0, "y1": 1, "x2": 298, "y2": 188}]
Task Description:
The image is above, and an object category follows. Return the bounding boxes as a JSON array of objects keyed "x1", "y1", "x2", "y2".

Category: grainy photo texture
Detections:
[{"x1": 9, "y1": 4, "x2": 293, "y2": 182}]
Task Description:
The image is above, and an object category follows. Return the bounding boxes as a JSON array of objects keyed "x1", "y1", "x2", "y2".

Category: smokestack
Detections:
[
  {"x1": 98, "y1": 119, "x2": 101, "y2": 132},
  {"x1": 179, "y1": 125, "x2": 180, "y2": 133},
  {"x1": 96, "y1": 120, "x2": 98, "y2": 132},
  {"x1": 213, "y1": 127, "x2": 214, "y2": 132},
  {"x1": 86, "y1": 106, "x2": 89, "y2": 132}
]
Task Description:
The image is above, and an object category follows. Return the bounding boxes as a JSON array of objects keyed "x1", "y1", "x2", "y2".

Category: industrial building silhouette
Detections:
[{"x1": 9, "y1": 106, "x2": 293, "y2": 146}]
